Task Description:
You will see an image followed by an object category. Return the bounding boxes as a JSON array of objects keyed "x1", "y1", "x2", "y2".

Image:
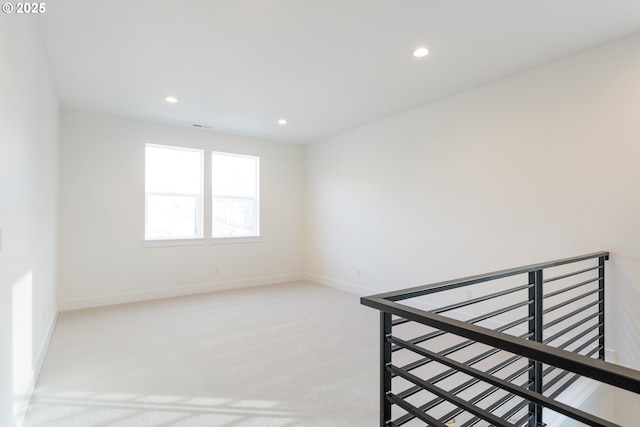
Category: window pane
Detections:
[
  {"x1": 145, "y1": 144, "x2": 203, "y2": 240},
  {"x1": 146, "y1": 195, "x2": 198, "y2": 238},
  {"x1": 146, "y1": 145, "x2": 202, "y2": 194},
  {"x1": 212, "y1": 151, "x2": 259, "y2": 238},
  {"x1": 212, "y1": 153, "x2": 257, "y2": 197},
  {"x1": 212, "y1": 197, "x2": 257, "y2": 236}
]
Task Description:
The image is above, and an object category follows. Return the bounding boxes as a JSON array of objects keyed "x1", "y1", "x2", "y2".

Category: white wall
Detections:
[
  {"x1": 555, "y1": 382, "x2": 615, "y2": 427},
  {"x1": 0, "y1": 16, "x2": 59, "y2": 427},
  {"x1": 58, "y1": 110, "x2": 305, "y2": 309},
  {"x1": 306, "y1": 34, "x2": 640, "y2": 369}
]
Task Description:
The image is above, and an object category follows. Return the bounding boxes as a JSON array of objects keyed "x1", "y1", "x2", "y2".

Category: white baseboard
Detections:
[
  {"x1": 303, "y1": 273, "x2": 378, "y2": 297},
  {"x1": 58, "y1": 273, "x2": 305, "y2": 311},
  {"x1": 12, "y1": 307, "x2": 58, "y2": 427}
]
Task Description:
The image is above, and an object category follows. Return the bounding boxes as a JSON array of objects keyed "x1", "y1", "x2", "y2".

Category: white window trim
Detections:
[
  {"x1": 142, "y1": 238, "x2": 207, "y2": 248},
  {"x1": 209, "y1": 236, "x2": 262, "y2": 245},
  {"x1": 144, "y1": 144, "x2": 204, "y2": 241},
  {"x1": 211, "y1": 151, "x2": 260, "y2": 239}
]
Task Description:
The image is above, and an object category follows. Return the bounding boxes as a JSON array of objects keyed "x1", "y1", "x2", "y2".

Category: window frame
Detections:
[
  {"x1": 144, "y1": 143, "x2": 204, "y2": 241},
  {"x1": 211, "y1": 151, "x2": 260, "y2": 240}
]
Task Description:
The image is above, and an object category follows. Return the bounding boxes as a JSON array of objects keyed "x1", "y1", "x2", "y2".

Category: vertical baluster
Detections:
[
  {"x1": 598, "y1": 255, "x2": 607, "y2": 360},
  {"x1": 381, "y1": 312, "x2": 392, "y2": 426},
  {"x1": 528, "y1": 269, "x2": 544, "y2": 426}
]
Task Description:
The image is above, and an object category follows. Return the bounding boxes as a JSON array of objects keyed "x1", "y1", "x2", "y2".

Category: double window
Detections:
[{"x1": 145, "y1": 144, "x2": 259, "y2": 241}]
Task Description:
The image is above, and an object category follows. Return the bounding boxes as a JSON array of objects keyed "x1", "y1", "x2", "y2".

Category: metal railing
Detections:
[{"x1": 361, "y1": 252, "x2": 640, "y2": 427}]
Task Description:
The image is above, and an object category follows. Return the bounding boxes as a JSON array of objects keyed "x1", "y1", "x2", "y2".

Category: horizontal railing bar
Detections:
[
  {"x1": 390, "y1": 389, "x2": 456, "y2": 427},
  {"x1": 547, "y1": 324, "x2": 600, "y2": 355},
  {"x1": 395, "y1": 324, "x2": 593, "y2": 425},
  {"x1": 543, "y1": 276, "x2": 600, "y2": 299},
  {"x1": 554, "y1": 327, "x2": 601, "y2": 354},
  {"x1": 465, "y1": 300, "x2": 533, "y2": 323},
  {"x1": 461, "y1": 389, "x2": 528, "y2": 427},
  {"x1": 434, "y1": 351, "x2": 528, "y2": 404},
  {"x1": 498, "y1": 315, "x2": 534, "y2": 333},
  {"x1": 550, "y1": 326, "x2": 601, "y2": 355},
  {"x1": 431, "y1": 283, "x2": 532, "y2": 314},
  {"x1": 395, "y1": 316, "x2": 532, "y2": 373},
  {"x1": 386, "y1": 392, "x2": 447, "y2": 427},
  {"x1": 544, "y1": 369, "x2": 575, "y2": 393},
  {"x1": 441, "y1": 384, "x2": 510, "y2": 423},
  {"x1": 370, "y1": 252, "x2": 608, "y2": 301},
  {"x1": 388, "y1": 335, "x2": 619, "y2": 427},
  {"x1": 543, "y1": 347, "x2": 600, "y2": 375},
  {"x1": 433, "y1": 359, "x2": 530, "y2": 410},
  {"x1": 394, "y1": 385, "x2": 427, "y2": 409},
  {"x1": 543, "y1": 342, "x2": 600, "y2": 389},
  {"x1": 392, "y1": 387, "x2": 450, "y2": 426},
  {"x1": 392, "y1": 329, "x2": 444, "y2": 352},
  {"x1": 542, "y1": 348, "x2": 599, "y2": 399},
  {"x1": 396, "y1": 330, "x2": 530, "y2": 400},
  {"x1": 392, "y1": 317, "x2": 411, "y2": 326},
  {"x1": 548, "y1": 348, "x2": 599, "y2": 399},
  {"x1": 514, "y1": 411, "x2": 535, "y2": 427},
  {"x1": 544, "y1": 265, "x2": 600, "y2": 283},
  {"x1": 392, "y1": 303, "x2": 531, "y2": 353},
  {"x1": 544, "y1": 312, "x2": 599, "y2": 345},
  {"x1": 395, "y1": 349, "x2": 531, "y2": 425},
  {"x1": 548, "y1": 372, "x2": 581, "y2": 400},
  {"x1": 397, "y1": 339, "x2": 477, "y2": 377},
  {"x1": 440, "y1": 365, "x2": 531, "y2": 425},
  {"x1": 388, "y1": 364, "x2": 513, "y2": 427},
  {"x1": 360, "y1": 296, "x2": 640, "y2": 394},
  {"x1": 395, "y1": 353, "x2": 531, "y2": 425},
  {"x1": 396, "y1": 354, "x2": 479, "y2": 400},
  {"x1": 462, "y1": 400, "x2": 531, "y2": 427},
  {"x1": 498, "y1": 398, "x2": 530, "y2": 425},
  {"x1": 543, "y1": 288, "x2": 600, "y2": 314},
  {"x1": 543, "y1": 299, "x2": 599, "y2": 329}
]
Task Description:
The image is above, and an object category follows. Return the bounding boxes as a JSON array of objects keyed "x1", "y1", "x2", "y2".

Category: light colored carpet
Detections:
[{"x1": 23, "y1": 281, "x2": 380, "y2": 427}]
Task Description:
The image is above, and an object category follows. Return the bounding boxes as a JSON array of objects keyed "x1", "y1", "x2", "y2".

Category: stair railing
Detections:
[{"x1": 361, "y1": 251, "x2": 640, "y2": 427}]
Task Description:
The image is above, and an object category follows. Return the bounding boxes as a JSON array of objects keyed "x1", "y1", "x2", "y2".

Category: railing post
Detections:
[
  {"x1": 598, "y1": 255, "x2": 607, "y2": 360},
  {"x1": 528, "y1": 269, "x2": 545, "y2": 427},
  {"x1": 381, "y1": 312, "x2": 392, "y2": 426}
]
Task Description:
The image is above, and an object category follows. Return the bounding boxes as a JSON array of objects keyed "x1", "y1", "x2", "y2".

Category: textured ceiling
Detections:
[{"x1": 38, "y1": 0, "x2": 640, "y2": 143}]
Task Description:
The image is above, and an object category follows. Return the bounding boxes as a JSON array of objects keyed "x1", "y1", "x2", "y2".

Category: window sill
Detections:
[
  {"x1": 210, "y1": 236, "x2": 261, "y2": 245},
  {"x1": 142, "y1": 236, "x2": 261, "y2": 247},
  {"x1": 142, "y1": 238, "x2": 206, "y2": 248}
]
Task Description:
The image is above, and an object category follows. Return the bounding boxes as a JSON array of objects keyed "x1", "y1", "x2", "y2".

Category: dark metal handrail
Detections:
[
  {"x1": 371, "y1": 252, "x2": 609, "y2": 302},
  {"x1": 361, "y1": 252, "x2": 640, "y2": 427}
]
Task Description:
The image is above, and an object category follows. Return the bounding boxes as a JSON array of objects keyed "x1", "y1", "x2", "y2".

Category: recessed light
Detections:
[
  {"x1": 165, "y1": 96, "x2": 178, "y2": 103},
  {"x1": 413, "y1": 47, "x2": 429, "y2": 58},
  {"x1": 278, "y1": 119, "x2": 288, "y2": 125}
]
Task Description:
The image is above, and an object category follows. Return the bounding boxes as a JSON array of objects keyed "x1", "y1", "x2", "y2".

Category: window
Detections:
[
  {"x1": 145, "y1": 144, "x2": 203, "y2": 240},
  {"x1": 212, "y1": 152, "x2": 259, "y2": 238}
]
